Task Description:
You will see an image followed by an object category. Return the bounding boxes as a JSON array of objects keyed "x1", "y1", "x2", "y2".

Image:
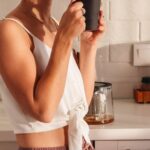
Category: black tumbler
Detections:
[{"x1": 77, "y1": 0, "x2": 101, "y2": 31}]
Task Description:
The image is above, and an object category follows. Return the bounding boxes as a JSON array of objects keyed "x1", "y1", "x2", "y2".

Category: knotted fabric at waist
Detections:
[{"x1": 67, "y1": 100, "x2": 92, "y2": 150}]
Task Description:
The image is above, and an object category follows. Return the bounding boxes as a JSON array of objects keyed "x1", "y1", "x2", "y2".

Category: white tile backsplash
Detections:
[
  {"x1": 110, "y1": 44, "x2": 133, "y2": 63},
  {"x1": 108, "y1": 21, "x2": 140, "y2": 44},
  {"x1": 96, "y1": 63, "x2": 143, "y2": 78},
  {"x1": 141, "y1": 21, "x2": 150, "y2": 41},
  {"x1": 101, "y1": 0, "x2": 110, "y2": 21},
  {"x1": 110, "y1": 0, "x2": 150, "y2": 21},
  {"x1": 112, "y1": 82, "x2": 139, "y2": 99},
  {"x1": 96, "y1": 44, "x2": 110, "y2": 63}
]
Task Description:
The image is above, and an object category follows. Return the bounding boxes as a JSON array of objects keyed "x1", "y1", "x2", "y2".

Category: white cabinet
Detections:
[
  {"x1": 95, "y1": 141, "x2": 118, "y2": 150},
  {"x1": 118, "y1": 141, "x2": 150, "y2": 150},
  {"x1": 95, "y1": 141, "x2": 150, "y2": 150},
  {"x1": 0, "y1": 142, "x2": 18, "y2": 150}
]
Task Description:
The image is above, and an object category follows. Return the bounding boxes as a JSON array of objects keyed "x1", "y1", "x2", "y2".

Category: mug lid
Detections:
[{"x1": 142, "y1": 77, "x2": 150, "y2": 84}]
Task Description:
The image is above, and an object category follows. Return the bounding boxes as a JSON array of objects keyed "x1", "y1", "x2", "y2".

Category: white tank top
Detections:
[{"x1": 0, "y1": 18, "x2": 92, "y2": 150}]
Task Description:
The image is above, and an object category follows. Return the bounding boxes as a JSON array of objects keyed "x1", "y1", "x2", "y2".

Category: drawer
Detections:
[
  {"x1": 118, "y1": 141, "x2": 150, "y2": 150},
  {"x1": 95, "y1": 141, "x2": 118, "y2": 150}
]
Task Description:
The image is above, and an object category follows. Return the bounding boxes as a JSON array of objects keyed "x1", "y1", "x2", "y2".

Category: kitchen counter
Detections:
[
  {"x1": 90, "y1": 99, "x2": 150, "y2": 141},
  {"x1": 0, "y1": 99, "x2": 150, "y2": 142}
]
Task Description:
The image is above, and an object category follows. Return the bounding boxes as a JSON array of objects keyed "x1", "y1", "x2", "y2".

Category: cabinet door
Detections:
[
  {"x1": 0, "y1": 142, "x2": 18, "y2": 150},
  {"x1": 95, "y1": 141, "x2": 117, "y2": 150},
  {"x1": 118, "y1": 141, "x2": 150, "y2": 150}
]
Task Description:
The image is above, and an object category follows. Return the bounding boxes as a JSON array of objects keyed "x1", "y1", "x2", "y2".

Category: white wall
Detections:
[
  {"x1": 96, "y1": 0, "x2": 150, "y2": 99},
  {"x1": 0, "y1": 0, "x2": 69, "y2": 19},
  {"x1": 0, "y1": 0, "x2": 150, "y2": 99},
  {"x1": 0, "y1": 0, "x2": 20, "y2": 18}
]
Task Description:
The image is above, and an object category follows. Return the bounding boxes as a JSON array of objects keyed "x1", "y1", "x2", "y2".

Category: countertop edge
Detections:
[
  {"x1": 90, "y1": 128, "x2": 150, "y2": 141},
  {"x1": 1, "y1": 128, "x2": 150, "y2": 142}
]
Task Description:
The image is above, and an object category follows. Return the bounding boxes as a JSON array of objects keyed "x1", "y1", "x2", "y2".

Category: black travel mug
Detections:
[{"x1": 76, "y1": 0, "x2": 101, "y2": 31}]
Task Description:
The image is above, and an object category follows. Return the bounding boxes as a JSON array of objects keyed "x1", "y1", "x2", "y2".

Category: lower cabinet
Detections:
[
  {"x1": 0, "y1": 142, "x2": 18, "y2": 150},
  {"x1": 95, "y1": 140, "x2": 150, "y2": 150},
  {"x1": 118, "y1": 141, "x2": 150, "y2": 150},
  {"x1": 95, "y1": 141, "x2": 117, "y2": 150}
]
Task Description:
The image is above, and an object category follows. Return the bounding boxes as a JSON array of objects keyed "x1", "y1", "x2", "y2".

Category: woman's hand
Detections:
[
  {"x1": 57, "y1": 1, "x2": 86, "y2": 40},
  {"x1": 80, "y1": 10, "x2": 105, "y2": 46}
]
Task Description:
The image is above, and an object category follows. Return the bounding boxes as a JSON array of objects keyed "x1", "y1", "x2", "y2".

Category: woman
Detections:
[{"x1": 0, "y1": 0, "x2": 104, "y2": 150}]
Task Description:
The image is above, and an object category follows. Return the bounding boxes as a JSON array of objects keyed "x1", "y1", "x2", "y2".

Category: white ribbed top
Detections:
[{"x1": 0, "y1": 18, "x2": 92, "y2": 150}]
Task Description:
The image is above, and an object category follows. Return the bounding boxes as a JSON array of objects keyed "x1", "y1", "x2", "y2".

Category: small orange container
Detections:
[{"x1": 134, "y1": 89, "x2": 150, "y2": 103}]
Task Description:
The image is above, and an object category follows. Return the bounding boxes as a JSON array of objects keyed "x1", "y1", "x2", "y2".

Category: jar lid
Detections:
[
  {"x1": 142, "y1": 77, "x2": 150, "y2": 84},
  {"x1": 95, "y1": 82, "x2": 112, "y2": 88},
  {"x1": 94, "y1": 82, "x2": 112, "y2": 92}
]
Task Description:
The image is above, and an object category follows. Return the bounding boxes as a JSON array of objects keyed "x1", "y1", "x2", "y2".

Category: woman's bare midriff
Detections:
[{"x1": 16, "y1": 126, "x2": 68, "y2": 148}]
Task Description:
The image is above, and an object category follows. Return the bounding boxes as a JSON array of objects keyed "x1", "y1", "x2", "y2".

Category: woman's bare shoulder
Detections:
[
  {"x1": 0, "y1": 19, "x2": 26, "y2": 40},
  {"x1": 0, "y1": 18, "x2": 32, "y2": 52}
]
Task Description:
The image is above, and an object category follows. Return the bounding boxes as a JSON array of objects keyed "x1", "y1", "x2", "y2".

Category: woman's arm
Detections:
[
  {"x1": 79, "y1": 45, "x2": 97, "y2": 105},
  {"x1": 79, "y1": 10, "x2": 105, "y2": 105},
  {"x1": 0, "y1": 20, "x2": 72, "y2": 123},
  {"x1": 0, "y1": 1, "x2": 85, "y2": 123}
]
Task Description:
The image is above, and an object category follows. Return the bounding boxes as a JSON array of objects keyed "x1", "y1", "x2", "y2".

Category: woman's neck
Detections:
[{"x1": 20, "y1": 0, "x2": 52, "y2": 23}]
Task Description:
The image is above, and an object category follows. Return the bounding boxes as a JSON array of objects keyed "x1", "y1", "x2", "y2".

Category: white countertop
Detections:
[
  {"x1": 90, "y1": 99, "x2": 150, "y2": 141},
  {"x1": 0, "y1": 99, "x2": 150, "y2": 142}
]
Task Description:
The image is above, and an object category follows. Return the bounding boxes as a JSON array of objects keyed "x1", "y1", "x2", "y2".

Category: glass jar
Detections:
[{"x1": 85, "y1": 82, "x2": 114, "y2": 125}]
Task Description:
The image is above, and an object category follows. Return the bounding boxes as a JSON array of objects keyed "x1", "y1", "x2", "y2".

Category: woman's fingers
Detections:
[
  {"x1": 68, "y1": 1, "x2": 85, "y2": 27},
  {"x1": 58, "y1": 0, "x2": 85, "y2": 39},
  {"x1": 98, "y1": 10, "x2": 105, "y2": 32},
  {"x1": 68, "y1": 1, "x2": 85, "y2": 19},
  {"x1": 69, "y1": 0, "x2": 83, "y2": 11},
  {"x1": 69, "y1": 0, "x2": 77, "y2": 6}
]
